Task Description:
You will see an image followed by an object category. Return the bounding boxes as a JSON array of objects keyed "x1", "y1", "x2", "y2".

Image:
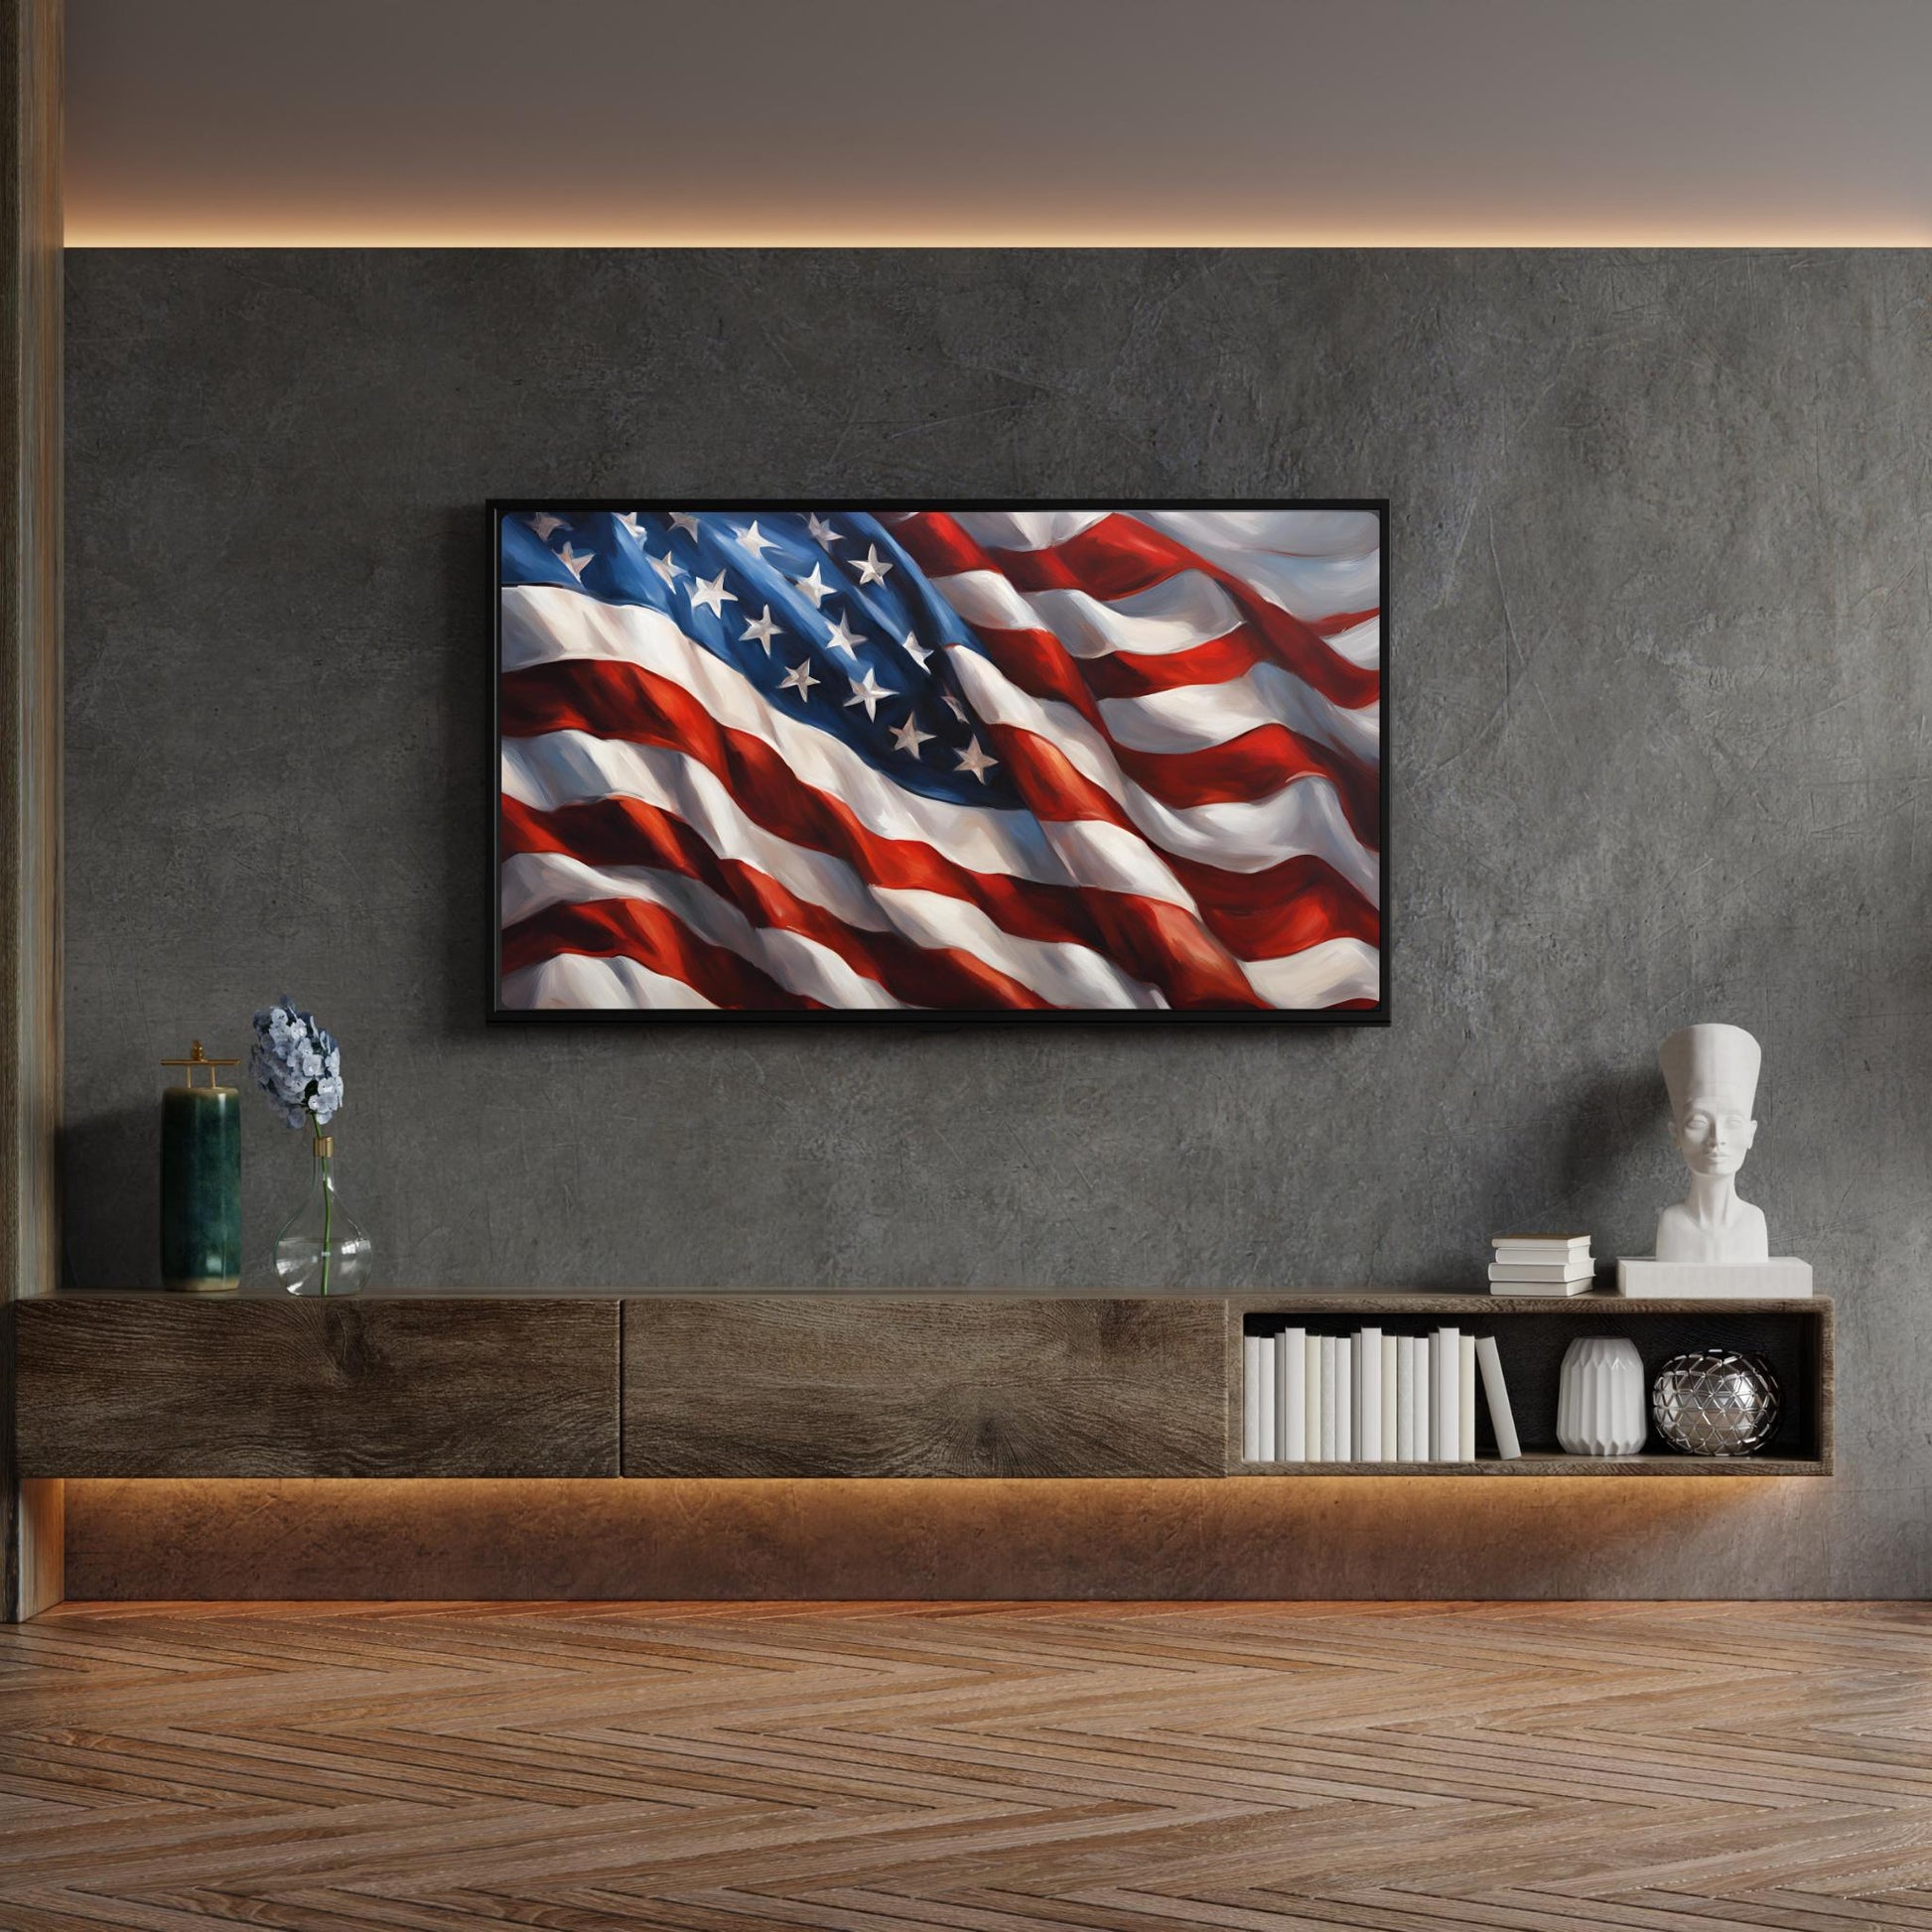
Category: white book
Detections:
[
  {"x1": 1493, "y1": 1233, "x2": 1589, "y2": 1255},
  {"x1": 1277, "y1": 1328, "x2": 1307, "y2": 1462},
  {"x1": 1474, "y1": 1334, "x2": 1521, "y2": 1459},
  {"x1": 1357, "y1": 1327, "x2": 1383, "y2": 1460},
  {"x1": 1242, "y1": 1331, "x2": 1263, "y2": 1462},
  {"x1": 1257, "y1": 1332, "x2": 1276, "y2": 1465},
  {"x1": 1394, "y1": 1336, "x2": 1414, "y2": 1461},
  {"x1": 1415, "y1": 1339, "x2": 1431, "y2": 1462},
  {"x1": 1458, "y1": 1333, "x2": 1477, "y2": 1461},
  {"x1": 1489, "y1": 1259, "x2": 1595, "y2": 1283},
  {"x1": 1380, "y1": 1333, "x2": 1398, "y2": 1461},
  {"x1": 1318, "y1": 1335, "x2": 1337, "y2": 1459},
  {"x1": 1488, "y1": 1279, "x2": 1600, "y2": 1298},
  {"x1": 1433, "y1": 1328, "x2": 1460, "y2": 1461},
  {"x1": 1304, "y1": 1333, "x2": 1321, "y2": 1460},
  {"x1": 1334, "y1": 1336, "x2": 1353, "y2": 1464}
]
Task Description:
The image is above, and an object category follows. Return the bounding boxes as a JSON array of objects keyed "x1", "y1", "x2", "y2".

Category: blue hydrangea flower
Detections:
[{"x1": 250, "y1": 997, "x2": 345, "y2": 1129}]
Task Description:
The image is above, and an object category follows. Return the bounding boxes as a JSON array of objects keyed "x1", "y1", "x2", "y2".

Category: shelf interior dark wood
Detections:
[{"x1": 1231, "y1": 1296, "x2": 1832, "y2": 1475}]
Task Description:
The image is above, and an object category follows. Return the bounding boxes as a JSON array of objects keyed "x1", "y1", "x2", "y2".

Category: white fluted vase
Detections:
[{"x1": 1557, "y1": 1336, "x2": 1648, "y2": 1455}]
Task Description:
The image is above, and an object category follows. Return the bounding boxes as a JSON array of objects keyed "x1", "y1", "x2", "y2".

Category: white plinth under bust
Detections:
[{"x1": 1616, "y1": 1257, "x2": 1814, "y2": 1299}]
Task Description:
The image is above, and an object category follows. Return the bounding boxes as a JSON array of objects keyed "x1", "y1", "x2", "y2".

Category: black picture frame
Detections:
[{"x1": 488, "y1": 498, "x2": 1389, "y2": 1027}]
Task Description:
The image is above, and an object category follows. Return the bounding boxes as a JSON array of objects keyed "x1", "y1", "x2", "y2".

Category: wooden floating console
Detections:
[{"x1": 11, "y1": 1288, "x2": 1831, "y2": 1481}]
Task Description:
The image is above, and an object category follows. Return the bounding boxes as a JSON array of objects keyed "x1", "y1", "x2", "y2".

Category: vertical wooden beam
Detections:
[{"x1": 1, "y1": 0, "x2": 62, "y2": 1622}]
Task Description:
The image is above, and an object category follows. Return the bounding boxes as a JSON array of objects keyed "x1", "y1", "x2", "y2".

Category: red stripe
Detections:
[
  {"x1": 1078, "y1": 628, "x2": 1274, "y2": 700},
  {"x1": 500, "y1": 662, "x2": 1372, "y2": 1004},
  {"x1": 502, "y1": 796, "x2": 1050, "y2": 1010},
  {"x1": 1165, "y1": 851, "x2": 1381, "y2": 957},
  {"x1": 1306, "y1": 605, "x2": 1378, "y2": 641},
  {"x1": 960, "y1": 621, "x2": 1380, "y2": 846},
  {"x1": 898, "y1": 510, "x2": 1379, "y2": 711},
  {"x1": 501, "y1": 897, "x2": 819, "y2": 1010}
]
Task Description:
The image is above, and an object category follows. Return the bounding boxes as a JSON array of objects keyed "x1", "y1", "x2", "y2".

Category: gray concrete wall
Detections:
[{"x1": 63, "y1": 250, "x2": 1932, "y2": 1592}]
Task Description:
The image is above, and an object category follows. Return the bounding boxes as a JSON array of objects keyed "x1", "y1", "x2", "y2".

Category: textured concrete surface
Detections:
[{"x1": 61, "y1": 249, "x2": 1932, "y2": 1594}]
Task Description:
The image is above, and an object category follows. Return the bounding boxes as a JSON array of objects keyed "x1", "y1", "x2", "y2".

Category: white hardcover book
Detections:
[
  {"x1": 1318, "y1": 1335, "x2": 1337, "y2": 1459},
  {"x1": 1380, "y1": 1333, "x2": 1398, "y2": 1460},
  {"x1": 1257, "y1": 1331, "x2": 1277, "y2": 1465},
  {"x1": 1458, "y1": 1333, "x2": 1476, "y2": 1461},
  {"x1": 1334, "y1": 1336, "x2": 1353, "y2": 1464},
  {"x1": 1488, "y1": 1260, "x2": 1595, "y2": 1284},
  {"x1": 1278, "y1": 1328, "x2": 1307, "y2": 1462},
  {"x1": 1487, "y1": 1278, "x2": 1601, "y2": 1298},
  {"x1": 1242, "y1": 1331, "x2": 1263, "y2": 1462},
  {"x1": 1395, "y1": 1336, "x2": 1415, "y2": 1461},
  {"x1": 1358, "y1": 1327, "x2": 1383, "y2": 1460},
  {"x1": 1493, "y1": 1233, "x2": 1589, "y2": 1255},
  {"x1": 1433, "y1": 1327, "x2": 1460, "y2": 1461},
  {"x1": 1304, "y1": 1334, "x2": 1321, "y2": 1460},
  {"x1": 1474, "y1": 1334, "x2": 1522, "y2": 1459},
  {"x1": 1416, "y1": 1339, "x2": 1431, "y2": 1462}
]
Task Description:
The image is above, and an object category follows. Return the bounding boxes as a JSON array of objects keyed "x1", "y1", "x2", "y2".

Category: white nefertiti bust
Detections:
[{"x1": 1655, "y1": 1023, "x2": 1769, "y2": 1264}]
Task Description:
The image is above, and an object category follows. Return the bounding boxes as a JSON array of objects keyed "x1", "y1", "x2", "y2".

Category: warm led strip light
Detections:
[{"x1": 61, "y1": 207, "x2": 1932, "y2": 250}]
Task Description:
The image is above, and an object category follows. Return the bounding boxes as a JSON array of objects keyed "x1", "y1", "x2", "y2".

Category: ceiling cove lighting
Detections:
[
  {"x1": 60, "y1": 221, "x2": 1932, "y2": 249},
  {"x1": 63, "y1": 1, "x2": 1932, "y2": 249}
]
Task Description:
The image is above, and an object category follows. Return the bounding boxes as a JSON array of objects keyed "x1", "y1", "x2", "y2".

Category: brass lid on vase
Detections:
[{"x1": 161, "y1": 1040, "x2": 238, "y2": 1091}]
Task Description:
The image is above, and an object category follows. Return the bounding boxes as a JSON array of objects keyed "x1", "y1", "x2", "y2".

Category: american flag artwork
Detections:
[{"x1": 493, "y1": 502, "x2": 1385, "y2": 1020}]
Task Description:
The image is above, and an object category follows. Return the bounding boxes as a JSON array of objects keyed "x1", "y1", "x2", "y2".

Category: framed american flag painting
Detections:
[{"x1": 490, "y1": 500, "x2": 1386, "y2": 1023}]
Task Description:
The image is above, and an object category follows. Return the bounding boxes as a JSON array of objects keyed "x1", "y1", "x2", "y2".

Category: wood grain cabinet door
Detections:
[
  {"x1": 13, "y1": 1298, "x2": 621, "y2": 1477},
  {"x1": 622, "y1": 1297, "x2": 1225, "y2": 1477}
]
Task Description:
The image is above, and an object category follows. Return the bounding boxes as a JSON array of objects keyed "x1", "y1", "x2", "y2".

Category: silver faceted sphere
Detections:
[{"x1": 1651, "y1": 1349, "x2": 1780, "y2": 1457}]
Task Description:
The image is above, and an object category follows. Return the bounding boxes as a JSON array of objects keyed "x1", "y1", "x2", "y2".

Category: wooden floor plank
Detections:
[{"x1": 4, "y1": 1603, "x2": 1932, "y2": 1927}]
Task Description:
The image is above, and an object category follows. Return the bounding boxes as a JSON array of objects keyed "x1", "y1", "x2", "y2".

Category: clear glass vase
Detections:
[{"x1": 274, "y1": 1134, "x2": 373, "y2": 1297}]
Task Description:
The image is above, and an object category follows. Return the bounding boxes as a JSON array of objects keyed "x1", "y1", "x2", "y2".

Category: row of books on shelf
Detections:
[{"x1": 1241, "y1": 1325, "x2": 1522, "y2": 1464}]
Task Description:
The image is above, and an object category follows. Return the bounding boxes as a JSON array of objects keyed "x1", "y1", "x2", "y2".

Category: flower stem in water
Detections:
[{"x1": 318, "y1": 1142, "x2": 334, "y2": 1297}]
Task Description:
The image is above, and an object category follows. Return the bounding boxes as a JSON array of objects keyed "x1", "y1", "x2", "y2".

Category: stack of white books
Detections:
[
  {"x1": 1488, "y1": 1232, "x2": 1597, "y2": 1296},
  {"x1": 1242, "y1": 1325, "x2": 1522, "y2": 1464}
]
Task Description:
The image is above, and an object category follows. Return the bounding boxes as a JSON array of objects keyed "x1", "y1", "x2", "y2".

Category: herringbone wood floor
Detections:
[{"x1": 2, "y1": 1601, "x2": 1930, "y2": 1930}]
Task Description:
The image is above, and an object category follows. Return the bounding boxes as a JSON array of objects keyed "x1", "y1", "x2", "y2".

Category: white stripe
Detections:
[
  {"x1": 501, "y1": 840, "x2": 1164, "y2": 1010},
  {"x1": 1137, "y1": 508, "x2": 1381, "y2": 561},
  {"x1": 1137, "y1": 510, "x2": 1381, "y2": 623},
  {"x1": 502, "y1": 850, "x2": 912, "y2": 1009},
  {"x1": 502, "y1": 586, "x2": 1202, "y2": 911},
  {"x1": 1242, "y1": 936, "x2": 1381, "y2": 1010},
  {"x1": 947, "y1": 509, "x2": 1110, "y2": 551},
  {"x1": 934, "y1": 567, "x2": 1239, "y2": 658},
  {"x1": 1098, "y1": 664, "x2": 1381, "y2": 769},
  {"x1": 501, "y1": 953, "x2": 718, "y2": 1011},
  {"x1": 1325, "y1": 614, "x2": 1381, "y2": 670},
  {"x1": 948, "y1": 648, "x2": 1381, "y2": 899}
]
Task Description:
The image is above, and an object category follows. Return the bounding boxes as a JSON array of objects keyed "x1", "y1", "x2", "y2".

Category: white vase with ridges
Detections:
[{"x1": 1557, "y1": 1335, "x2": 1648, "y2": 1456}]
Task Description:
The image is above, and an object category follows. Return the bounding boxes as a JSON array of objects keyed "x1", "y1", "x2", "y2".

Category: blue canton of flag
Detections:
[{"x1": 501, "y1": 510, "x2": 1014, "y2": 806}]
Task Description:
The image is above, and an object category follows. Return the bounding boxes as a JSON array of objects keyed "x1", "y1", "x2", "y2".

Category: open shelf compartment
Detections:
[{"x1": 1226, "y1": 1293, "x2": 1832, "y2": 1476}]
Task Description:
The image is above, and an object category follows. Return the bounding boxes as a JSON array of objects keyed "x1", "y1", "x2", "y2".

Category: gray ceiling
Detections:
[{"x1": 65, "y1": 0, "x2": 1932, "y2": 244}]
